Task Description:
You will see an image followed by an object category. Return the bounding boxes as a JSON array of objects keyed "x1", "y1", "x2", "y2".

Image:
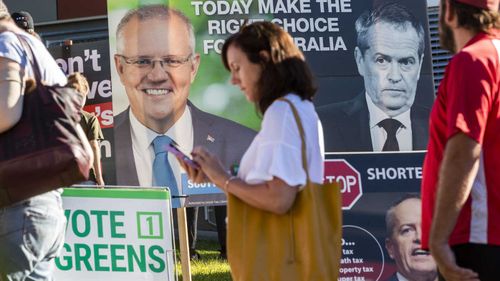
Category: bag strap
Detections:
[
  {"x1": 14, "y1": 34, "x2": 42, "y2": 85},
  {"x1": 277, "y1": 97, "x2": 310, "y2": 182}
]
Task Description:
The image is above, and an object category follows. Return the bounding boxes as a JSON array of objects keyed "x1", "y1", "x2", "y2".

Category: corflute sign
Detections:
[{"x1": 54, "y1": 188, "x2": 176, "y2": 281}]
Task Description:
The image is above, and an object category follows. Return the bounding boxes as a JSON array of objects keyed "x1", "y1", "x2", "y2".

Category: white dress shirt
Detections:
[
  {"x1": 129, "y1": 107, "x2": 194, "y2": 193},
  {"x1": 365, "y1": 93, "x2": 412, "y2": 152}
]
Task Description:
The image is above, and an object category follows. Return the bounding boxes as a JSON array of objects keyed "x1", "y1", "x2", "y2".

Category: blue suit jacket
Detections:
[{"x1": 317, "y1": 93, "x2": 430, "y2": 152}]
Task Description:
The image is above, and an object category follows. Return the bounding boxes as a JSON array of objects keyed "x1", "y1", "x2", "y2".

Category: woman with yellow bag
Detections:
[{"x1": 177, "y1": 21, "x2": 342, "y2": 281}]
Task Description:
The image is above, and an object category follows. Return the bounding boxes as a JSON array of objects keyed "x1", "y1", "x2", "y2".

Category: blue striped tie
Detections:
[{"x1": 152, "y1": 135, "x2": 178, "y2": 197}]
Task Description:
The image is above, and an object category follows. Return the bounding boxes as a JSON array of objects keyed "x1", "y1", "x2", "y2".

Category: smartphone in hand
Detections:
[{"x1": 166, "y1": 142, "x2": 200, "y2": 169}]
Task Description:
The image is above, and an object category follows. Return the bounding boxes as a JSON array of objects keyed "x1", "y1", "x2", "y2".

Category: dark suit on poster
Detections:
[
  {"x1": 317, "y1": 93, "x2": 430, "y2": 152},
  {"x1": 113, "y1": 100, "x2": 255, "y2": 254}
]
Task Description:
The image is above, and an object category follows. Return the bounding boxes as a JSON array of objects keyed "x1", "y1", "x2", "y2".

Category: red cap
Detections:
[{"x1": 455, "y1": 0, "x2": 499, "y2": 10}]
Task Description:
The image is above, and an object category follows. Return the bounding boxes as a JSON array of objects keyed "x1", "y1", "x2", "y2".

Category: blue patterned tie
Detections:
[{"x1": 152, "y1": 135, "x2": 179, "y2": 197}]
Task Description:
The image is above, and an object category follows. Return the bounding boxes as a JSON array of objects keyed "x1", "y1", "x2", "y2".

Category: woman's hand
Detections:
[
  {"x1": 191, "y1": 146, "x2": 230, "y2": 188},
  {"x1": 174, "y1": 154, "x2": 209, "y2": 184},
  {"x1": 178, "y1": 147, "x2": 299, "y2": 214}
]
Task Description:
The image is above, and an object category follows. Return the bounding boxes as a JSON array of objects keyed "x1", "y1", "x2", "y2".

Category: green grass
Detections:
[{"x1": 175, "y1": 239, "x2": 232, "y2": 281}]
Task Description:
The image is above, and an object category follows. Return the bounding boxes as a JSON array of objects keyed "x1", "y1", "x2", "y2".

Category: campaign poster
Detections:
[
  {"x1": 54, "y1": 188, "x2": 176, "y2": 281},
  {"x1": 104, "y1": 5, "x2": 435, "y2": 280},
  {"x1": 167, "y1": 0, "x2": 435, "y2": 154},
  {"x1": 326, "y1": 152, "x2": 436, "y2": 281},
  {"x1": 155, "y1": 2, "x2": 434, "y2": 280},
  {"x1": 106, "y1": 0, "x2": 433, "y2": 205},
  {"x1": 107, "y1": 0, "x2": 257, "y2": 207},
  {"x1": 49, "y1": 41, "x2": 115, "y2": 185},
  {"x1": 102, "y1": 0, "x2": 435, "y2": 279},
  {"x1": 313, "y1": 0, "x2": 435, "y2": 153}
]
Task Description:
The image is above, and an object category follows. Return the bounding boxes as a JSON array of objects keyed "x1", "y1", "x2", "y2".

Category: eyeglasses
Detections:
[{"x1": 116, "y1": 54, "x2": 193, "y2": 72}]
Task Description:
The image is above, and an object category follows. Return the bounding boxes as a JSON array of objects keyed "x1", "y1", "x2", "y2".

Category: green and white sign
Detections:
[{"x1": 54, "y1": 188, "x2": 176, "y2": 281}]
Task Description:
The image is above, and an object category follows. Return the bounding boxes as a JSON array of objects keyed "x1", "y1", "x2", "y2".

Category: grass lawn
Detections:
[{"x1": 175, "y1": 239, "x2": 232, "y2": 281}]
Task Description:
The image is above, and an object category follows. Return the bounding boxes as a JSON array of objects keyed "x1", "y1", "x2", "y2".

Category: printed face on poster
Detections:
[
  {"x1": 312, "y1": 0, "x2": 434, "y2": 153},
  {"x1": 106, "y1": 0, "x2": 433, "y2": 203},
  {"x1": 104, "y1": 2, "x2": 437, "y2": 280},
  {"x1": 174, "y1": 0, "x2": 434, "y2": 154},
  {"x1": 326, "y1": 152, "x2": 438, "y2": 281},
  {"x1": 107, "y1": 0, "x2": 257, "y2": 206}
]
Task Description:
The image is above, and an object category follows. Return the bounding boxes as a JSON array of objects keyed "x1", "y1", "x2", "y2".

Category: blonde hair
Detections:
[{"x1": 66, "y1": 72, "x2": 89, "y2": 96}]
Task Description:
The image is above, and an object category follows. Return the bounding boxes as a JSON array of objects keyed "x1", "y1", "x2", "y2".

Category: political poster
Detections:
[
  {"x1": 107, "y1": 0, "x2": 259, "y2": 207},
  {"x1": 327, "y1": 152, "x2": 436, "y2": 281},
  {"x1": 49, "y1": 41, "x2": 115, "y2": 185},
  {"x1": 54, "y1": 188, "x2": 176, "y2": 281},
  {"x1": 104, "y1": 0, "x2": 433, "y2": 208}
]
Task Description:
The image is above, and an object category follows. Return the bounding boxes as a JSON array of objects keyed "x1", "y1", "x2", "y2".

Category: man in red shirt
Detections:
[{"x1": 421, "y1": 0, "x2": 500, "y2": 280}]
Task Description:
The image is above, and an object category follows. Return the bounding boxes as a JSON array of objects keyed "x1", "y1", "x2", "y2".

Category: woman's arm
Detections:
[
  {"x1": 179, "y1": 146, "x2": 299, "y2": 215},
  {"x1": 223, "y1": 176, "x2": 298, "y2": 215},
  {"x1": 0, "y1": 57, "x2": 23, "y2": 133}
]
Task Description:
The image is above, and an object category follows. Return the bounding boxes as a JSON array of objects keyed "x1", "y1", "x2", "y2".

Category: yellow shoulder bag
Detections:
[{"x1": 227, "y1": 98, "x2": 342, "y2": 281}]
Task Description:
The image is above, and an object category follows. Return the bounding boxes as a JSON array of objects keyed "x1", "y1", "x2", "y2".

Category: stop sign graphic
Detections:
[{"x1": 324, "y1": 159, "x2": 362, "y2": 210}]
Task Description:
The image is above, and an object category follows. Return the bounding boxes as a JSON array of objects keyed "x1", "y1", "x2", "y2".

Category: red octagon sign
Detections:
[{"x1": 324, "y1": 159, "x2": 362, "y2": 210}]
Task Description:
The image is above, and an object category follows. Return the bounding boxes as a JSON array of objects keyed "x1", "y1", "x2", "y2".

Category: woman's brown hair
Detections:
[{"x1": 221, "y1": 21, "x2": 316, "y2": 114}]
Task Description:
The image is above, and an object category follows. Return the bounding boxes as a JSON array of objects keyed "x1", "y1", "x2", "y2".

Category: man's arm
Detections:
[
  {"x1": 429, "y1": 132, "x2": 480, "y2": 281},
  {"x1": 89, "y1": 139, "x2": 104, "y2": 186}
]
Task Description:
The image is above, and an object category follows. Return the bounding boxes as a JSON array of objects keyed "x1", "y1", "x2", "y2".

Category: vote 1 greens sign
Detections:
[{"x1": 54, "y1": 188, "x2": 176, "y2": 281}]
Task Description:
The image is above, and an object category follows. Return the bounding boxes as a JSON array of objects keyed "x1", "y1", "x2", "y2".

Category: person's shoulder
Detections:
[
  {"x1": 266, "y1": 97, "x2": 291, "y2": 114},
  {"x1": 450, "y1": 45, "x2": 496, "y2": 80},
  {"x1": 466, "y1": 31, "x2": 500, "y2": 53},
  {"x1": 263, "y1": 96, "x2": 300, "y2": 122},
  {"x1": 82, "y1": 110, "x2": 100, "y2": 123},
  {"x1": 0, "y1": 31, "x2": 17, "y2": 42},
  {"x1": 0, "y1": 24, "x2": 37, "y2": 50},
  {"x1": 266, "y1": 94, "x2": 310, "y2": 113},
  {"x1": 80, "y1": 110, "x2": 93, "y2": 119},
  {"x1": 455, "y1": 34, "x2": 499, "y2": 66},
  {"x1": 0, "y1": 31, "x2": 43, "y2": 53},
  {"x1": 454, "y1": 47, "x2": 479, "y2": 64},
  {"x1": 0, "y1": 31, "x2": 22, "y2": 58}
]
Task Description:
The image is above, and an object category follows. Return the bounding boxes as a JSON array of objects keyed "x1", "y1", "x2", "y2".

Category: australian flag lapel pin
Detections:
[{"x1": 207, "y1": 134, "x2": 215, "y2": 143}]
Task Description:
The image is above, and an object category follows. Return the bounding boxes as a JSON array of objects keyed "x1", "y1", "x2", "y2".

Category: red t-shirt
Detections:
[{"x1": 422, "y1": 31, "x2": 500, "y2": 249}]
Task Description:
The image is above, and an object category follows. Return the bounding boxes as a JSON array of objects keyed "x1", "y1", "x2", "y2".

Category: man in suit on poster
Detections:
[
  {"x1": 317, "y1": 2, "x2": 430, "y2": 152},
  {"x1": 384, "y1": 195, "x2": 438, "y2": 281},
  {"x1": 112, "y1": 5, "x2": 255, "y2": 259}
]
